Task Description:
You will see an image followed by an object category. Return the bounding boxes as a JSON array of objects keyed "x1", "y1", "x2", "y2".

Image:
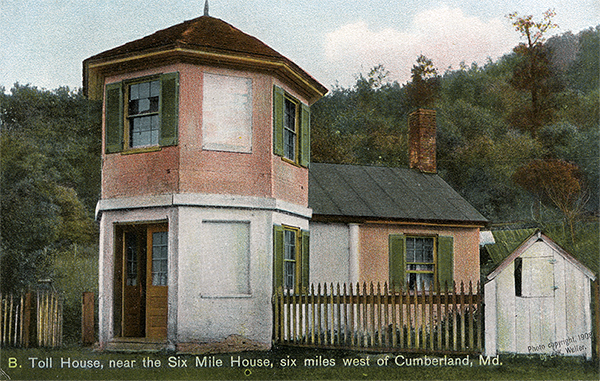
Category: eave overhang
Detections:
[
  {"x1": 83, "y1": 43, "x2": 327, "y2": 103},
  {"x1": 310, "y1": 213, "x2": 488, "y2": 229}
]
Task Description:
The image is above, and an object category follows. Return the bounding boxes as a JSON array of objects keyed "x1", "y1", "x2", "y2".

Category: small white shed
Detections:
[{"x1": 484, "y1": 230, "x2": 596, "y2": 359}]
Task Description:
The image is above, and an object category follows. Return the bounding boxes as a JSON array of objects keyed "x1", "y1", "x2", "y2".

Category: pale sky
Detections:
[{"x1": 1, "y1": 0, "x2": 598, "y2": 91}]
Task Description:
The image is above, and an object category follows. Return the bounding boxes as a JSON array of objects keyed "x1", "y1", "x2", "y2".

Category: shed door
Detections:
[{"x1": 145, "y1": 226, "x2": 168, "y2": 339}]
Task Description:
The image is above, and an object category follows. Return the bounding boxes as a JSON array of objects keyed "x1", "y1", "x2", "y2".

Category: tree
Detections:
[
  {"x1": 513, "y1": 159, "x2": 587, "y2": 242},
  {"x1": 406, "y1": 55, "x2": 440, "y2": 109},
  {"x1": 0, "y1": 85, "x2": 100, "y2": 293},
  {"x1": 507, "y1": 9, "x2": 560, "y2": 133}
]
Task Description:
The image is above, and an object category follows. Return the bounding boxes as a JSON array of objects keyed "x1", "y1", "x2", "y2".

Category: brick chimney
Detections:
[{"x1": 408, "y1": 109, "x2": 436, "y2": 173}]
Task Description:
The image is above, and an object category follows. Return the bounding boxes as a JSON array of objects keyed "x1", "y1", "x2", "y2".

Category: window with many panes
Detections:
[
  {"x1": 283, "y1": 98, "x2": 297, "y2": 161},
  {"x1": 151, "y1": 231, "x2": 168, "y2": 286},
  {"x1": 273, "y1": 86, "x2": 310, "y2": 167},
  {"x1": 104, "y1": 72, "x2": 179, "y2": 154},
  {"x1": 273, "y1": 225, "x2": 309, "y2": 293},
  {"x1": 389, "y1": 234, "x2": 454, "y2": 292},
  {"x1": 125, "y1": 232, "x2": 139, "y2": 286},
  {"x1": 283, "y1": 229, "x2": 297, "y2": 291},
  {"x1": 128, "y1": 80, "x2": 160, "y2": 148},
  {"x1": 405, "y1": 237, "x2": 435, "y2": 291}
]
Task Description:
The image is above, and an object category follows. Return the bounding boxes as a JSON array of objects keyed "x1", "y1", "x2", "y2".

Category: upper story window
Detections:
[
  {"x1": 104, "y1": 72, "x2": 179, "y2": 154},
  {"x1": 128, "y1": 80, "x2": 160, "y2": 148},
  {"x1": 389, "y1": 234, "x2": 454, "y2": 292},
  {"x1": 283, "y1": 98, "x2": 297, "y2": 161},
  {"x1": 273, "y1": 86, "x2": 310, "y2": 167}
]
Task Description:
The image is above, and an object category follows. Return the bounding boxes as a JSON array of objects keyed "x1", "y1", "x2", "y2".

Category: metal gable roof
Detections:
[{"x1": 308, "y1": 163, "x2": 488, "y2": 224}]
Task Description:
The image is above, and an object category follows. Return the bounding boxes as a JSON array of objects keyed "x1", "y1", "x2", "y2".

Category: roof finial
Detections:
[{"x1": 204, "y1": 0, "x2": 209, "y2": 16}]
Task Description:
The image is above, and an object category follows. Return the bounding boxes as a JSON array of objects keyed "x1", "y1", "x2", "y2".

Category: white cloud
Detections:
[{"x1": 324, "y1": 6, "x2": 518, "y2": 86}]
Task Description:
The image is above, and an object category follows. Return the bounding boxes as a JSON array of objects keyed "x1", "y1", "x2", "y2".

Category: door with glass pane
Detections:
[
  {"x1": 122, "y1": 229, "x2": 145, "y2": 337},
  {"x1": 145, "y1": 225, "x2": 168, "y2": 339}
]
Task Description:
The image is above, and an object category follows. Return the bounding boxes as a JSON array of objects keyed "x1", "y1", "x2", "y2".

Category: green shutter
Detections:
[
  {"x1": 299, "y1": 103, "x2": 310, "y2": 167},
  {"x1": 389, "y1": 234, "x2": 405, "y2": 290},
  {"x1": 301, "y1": 230, "x2": 310, "y2": 293},
  {"x1": 437, "y1": 236, "x2": 454, "y2": 291},
  {"x1": 273, "y1": 86, "x2": 284, "y2": 156},
  {"x1": 273, "y1": 225, "x2": 284, "y2": 291},
  {"x1": 105, "y1": 82, "x2": 123, "y2": 153},
  {"x1": 159, "y1": 72, "x2": 179, "y2": 146}
]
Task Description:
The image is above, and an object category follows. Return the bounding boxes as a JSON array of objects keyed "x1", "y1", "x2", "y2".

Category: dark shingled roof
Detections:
[
  {"x1": 308, "y1": 163, "x2": 488, "y2": 224},
  {"x1": 84, "y1": 16, "x2": 327, "y2": 100},
  {"x1": 88, "y1": 15, "x2": 286, "y2": 62}
]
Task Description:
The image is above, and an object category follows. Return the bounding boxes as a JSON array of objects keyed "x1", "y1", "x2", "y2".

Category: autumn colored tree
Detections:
[
  {"x1": 513, "y1": 159, "x2": 587, "y2": 242},
  {"x1": 507, "y1": 9, "x2": 559, "y2": 134}
]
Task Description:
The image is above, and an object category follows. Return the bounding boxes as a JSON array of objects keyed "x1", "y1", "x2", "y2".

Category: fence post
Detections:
[
  {"x1": 23, "y1": 292, "x2": 32, "y2": 348},
  {"x1": 82, "y1": 292, "x2": 95, "y2": 346}
]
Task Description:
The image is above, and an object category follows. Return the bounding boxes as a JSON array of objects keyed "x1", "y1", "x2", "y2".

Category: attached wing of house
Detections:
[{"x1": 308, "y1": 162, "x2": 488, "y2": 289}]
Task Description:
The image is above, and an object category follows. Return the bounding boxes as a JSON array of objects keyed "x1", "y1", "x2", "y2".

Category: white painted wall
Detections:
[
  {"x1": 309, "y1": 222, "x2": 351, "y2": 285},
  {"x1": 486, "y1": 241, "x2": 593, "y2": 359},
  {"x1": 177, "y1": 206, "x2": 273, "y2": 344}
]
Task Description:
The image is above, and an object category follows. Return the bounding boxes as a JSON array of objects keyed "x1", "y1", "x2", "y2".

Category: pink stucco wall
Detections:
[
  {"x1": 358, "y1": 223, "x2": 481, "y2": 286},
  {"x1": 101, "y1": 64, "x2": 308, "y2": 206}
]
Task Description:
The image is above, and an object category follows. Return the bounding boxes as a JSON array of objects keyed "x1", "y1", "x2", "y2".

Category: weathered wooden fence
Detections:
[
  {"x1": 0, "y1": 293, "x2": 32, "y2": 347},
  {"x1": 273, "y1": 281, "x2": 482, "y2": 353},
  {"x1": 0, "y1": 291, "x2": 63, "y2": 348},
  {"x1": 36, "y1": 290, "x2": 63, "y2": 347}
]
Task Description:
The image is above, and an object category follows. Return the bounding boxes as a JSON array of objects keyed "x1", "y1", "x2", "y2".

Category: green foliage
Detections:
[
  {"x1": 567, "y1": 26, "x2": 600, "y2": 93},
  {"x1": 546, "y1": 221, "x2": 599, "y2": 276},
  {"x1": 52, "y1": 244, "x2": 99, "y2": 344},
  {"x1": 0, "y1": 84, "x2": 101, "y2": 293},
  {"x1": 406, "y1": 55, "x2": 440, "y2": 109},
  {"x1": 311, "y1": 68, "x2": 410, "y2": 167}
]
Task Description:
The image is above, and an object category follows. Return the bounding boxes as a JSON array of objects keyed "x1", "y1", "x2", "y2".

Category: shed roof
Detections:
[
  {"x1": 308, "y1": 163, "x2": 488, "y2": 225},
  {"x1": 486, "y1": 229, "x2": 596, "y2": 281},
  {"x1": 485, "y1": 228, "x2": 537, "y2": 265},
  {"x1": 83, "y1": 15, "x2": 327, "y2": 101}
]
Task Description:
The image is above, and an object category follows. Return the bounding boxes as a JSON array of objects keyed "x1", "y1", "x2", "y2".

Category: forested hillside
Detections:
[{"x1": 312, "y1": 26, "x2": 599, "y2": 226}]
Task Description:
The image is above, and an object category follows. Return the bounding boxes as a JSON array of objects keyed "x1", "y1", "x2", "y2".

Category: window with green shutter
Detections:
[
  {"x1": 104, "y1": 72, "x2": 179, "y2": 154},
  {"x1": 389, "y1": 234, "x2": 454, "y2": 291},
  {"x1": 273, "y1": 225, "x2": 309, "y2": 293},
  {"x1": 272, "y1": 85, "x2": 310, "y2": 167}
]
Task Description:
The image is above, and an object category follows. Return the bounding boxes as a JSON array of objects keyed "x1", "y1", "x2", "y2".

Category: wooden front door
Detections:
[
  {"x1": 122, "y1": 229, "x2": 145, "y2": 337},
  {"x1": 145, "y1": 226, "x2": 168, "y2": 339},
  {"x1": 119, "y1": 224, "x2": 168, "y2": 340}
]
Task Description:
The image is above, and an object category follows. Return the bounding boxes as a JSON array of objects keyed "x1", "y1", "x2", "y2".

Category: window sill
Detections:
[
  {"x1": 281, "y1": 156, "x2": 302, "y2": 168},
  {"x1": 121, "y1": 146, "x2": 162, "y2": 155},
  {"x1": 200, "y1": 294, "x2": 252, "y2": 299}
]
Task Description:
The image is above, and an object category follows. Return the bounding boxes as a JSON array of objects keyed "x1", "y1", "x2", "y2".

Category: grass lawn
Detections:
[{"x1": 1, "y1": 346, "x2": 598, "y2": 380}]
